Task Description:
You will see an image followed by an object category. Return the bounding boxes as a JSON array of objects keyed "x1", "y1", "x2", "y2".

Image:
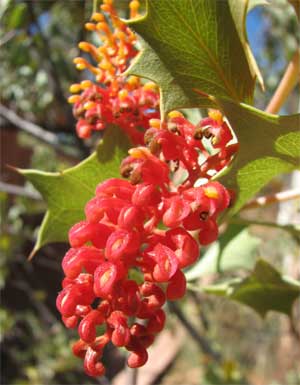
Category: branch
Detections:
[
  {"x1": 0, "y1": 103, "x2": 78, "y2": 159},
  {"x1": 265, "y1": 50, "x2": 300, "y2": 114},
  {"x1": 242, "y1": 188, "x2": 300, "y2": 210},
  {"x1": 229, "y1": 217, "x2": 300, "y2": 239},
  {"x1": 0, "y1": 181, "x2": 41, "y2": 200},
  {"x1": 168, "y1": 301, "x2": 222, "y2": 362}
]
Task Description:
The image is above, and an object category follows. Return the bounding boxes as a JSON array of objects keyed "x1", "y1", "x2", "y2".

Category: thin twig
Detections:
[
  {"x1": 265, "y1": 50, "x2": 300, "y2": 114},
  {"x1": 0, "y1": 181, "x2": 41, "y2": 200},
  {"x1": 125, "y1": 365, "x2": 138, "y2": 385},
  {"x1": 0, "y1": 103, "x2": 78, "y2": 159},
  {"x1": 229, "y1": 217, "x2": 300, "y2": 239},
  {"x1": 168, "y1": 301, "x2": 222, "y2": 362},
  {"x1": 241, "y1": 188, "x2": 300, "y2": 210}
]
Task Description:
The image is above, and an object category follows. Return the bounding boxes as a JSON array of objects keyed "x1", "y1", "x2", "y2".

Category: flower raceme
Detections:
[
  {"x1": 68, "y1": 0, "x2": 159, "y2": 144},
  {"x1": 57, "y1": 176, "x2": 231, "y2": 376},
  {"x1": 57, "y1": 0, "x2": 238, "y2": 378}
]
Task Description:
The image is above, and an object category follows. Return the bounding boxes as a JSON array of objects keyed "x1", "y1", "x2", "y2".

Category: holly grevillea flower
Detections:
[
  {"x1": 57, "y1": 0, "x2": 238, "y2": 378},
  {"x1": 57, "y1": 174, "x2": 230, "y2": 376},
  {"x1": 68, "y1": 0, "x2": 160, "y2": 144}
]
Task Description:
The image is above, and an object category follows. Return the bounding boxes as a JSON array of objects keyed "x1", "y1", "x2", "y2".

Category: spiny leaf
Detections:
[
  {"x1": 215, "y1": 99, "x2": 300, "y2": 214},
  {"x1": 204, "y1": 259, "x2": 300, "y2": 317},
  {"x1": 185, "y1": 224, "x2": 261, "y2": 281},
  {"x1": 127, "y1": 0, "x2": 255, "y2": 117},
  {"x1": 20, "y1": 125, "x2": 130, "y2": 257},
  {"x1": 228, "y1": 0, "x2": 265, "y2": 89}
]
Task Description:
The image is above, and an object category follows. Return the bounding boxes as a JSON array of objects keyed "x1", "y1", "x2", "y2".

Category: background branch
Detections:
[
  {"x1": 0, "y1": 103, "x2": 79, "y2": 160},
  {"x1": 265, "y1": 50, "x2": 300, "y2": 114}
]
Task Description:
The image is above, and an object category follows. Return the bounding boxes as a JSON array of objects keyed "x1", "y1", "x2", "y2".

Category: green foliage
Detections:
[
  {"x1": 185, "y1": 224, "x2": 261, "y2": 281},
  {"x1": 127, "y1": 0, "x2": 255, "y2": 116},
  {"x1": 20, "y1": 126, "x2": 130, "y2": 255},
  {"x1": 216, "y1": 100, "x2": 300, "y2": 214},
  {"x1": 204, "y1": 259, "x2": 300, "y2": 316}
]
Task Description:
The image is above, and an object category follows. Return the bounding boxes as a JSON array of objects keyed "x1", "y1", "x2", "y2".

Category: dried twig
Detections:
[
  {"x1": 168, "y1": 301, "x2": 222, "y2": 362},
  {"x1": 241, "y1": 189, "x2": 300, "y2": 210}
]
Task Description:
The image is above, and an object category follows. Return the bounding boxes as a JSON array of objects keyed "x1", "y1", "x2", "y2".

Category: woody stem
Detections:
[{"x1": 265, "y1": 49, "x2": 300, "y2": 114}]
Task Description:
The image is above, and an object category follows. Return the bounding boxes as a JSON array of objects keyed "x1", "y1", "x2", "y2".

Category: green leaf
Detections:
[
  {"x1": 185, "y1": 224, "x2": 261, "y2": 281},
  {"x1": 127, "y1": 0, "x2": 255, "y2": 117},
  {"x1": 216, "y1": 99, "x2": 300, "y2": 214},
  {"x1": 228, "y1": 0, "x2": 264, "y2": 89},
  {"x1": 6, "y1": 3, "x2": 28, "y2": 29},
  {"x1": 204, "y1": 259, "x2": 300, "y2": 316},
  {"x1": 20, "y1": 125, "x2": 130, "y2": 257}
]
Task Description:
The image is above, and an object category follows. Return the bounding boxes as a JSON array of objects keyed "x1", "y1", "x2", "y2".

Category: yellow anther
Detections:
[
  {"x1": 128, "y1": 147, "x2": 150, "y2": 159},
  {"x1": 149, "y1": 119, "x2": 161, "y2": 129},
  {"x1": 203, "y1": 186, "x2": 219, "y2": 199},
  {"x1": 83, "y1": 101, "x2": 97, "y2": 110},
  {"x1": 118, "y1": 89, "x2": 128, "y2": 101},
  {"x1": 127, "y1": 76, "x2": 140, "y2": 88},
  {"x1": 143, "y1": 82, "x2": 157, "y2": 91},
  {"x1": 91, "y1": 12, "x2": 104, "y2": 22},
  {"x1": 208, "y1": 109, "x2": 223, "y2": 124},
  {"x1": 168, "y1": 111, "x2": 183, "y2": 119},
  {"x1": 80, "y1": 80, "x2": 93, "y2": 89},
  {"x1": 69, "y1": 84, "x2": 82, "y2": 93},
  {"x1": 103, "y1": 0, "x2": 113, "y2": 4},
  {"x1": 68, "y1": 95, "x2": 81, "y2": 104},
  {"x1": 85, "y1": 22, "x2": 96, "y2": 31}
]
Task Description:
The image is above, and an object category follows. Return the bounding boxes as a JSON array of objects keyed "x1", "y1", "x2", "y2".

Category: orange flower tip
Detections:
[
  {"x1": 91, "y1": 12, "x2": 105, "y2": 22},
  {"x1": 149, "y1": 119, "x2": 161, "y2": 129},
  {"x1": 143, "y1": 82, "x2": 157, "y2": 91},
  {"x1": 101, "y1": 4, "x2": 111, "y2": 13},
  {"x1": 127, "y1": 76, "x2": 140, "y2": 87},
  {"x1": 76, "y1": 63, "x2": 86, "y2": 70},
  {"x1": 84, "y1": 101, "x2": 97, "y2": 110},
  {"x1": 96, "y1": 22, "x2": 110, "y2": 34},
  {"x1": 118, "y1": 89, "x2": 128, "y2": 101},
  {"x1": 78, "y1": 41, "x2": 91, "y2": 52},
  {"x1": 168, "y1": 111, "x2": 183, "y2": 119},
  {"x1": 128, "y1": 147, "x2": 150, "y2": 159},
  {"x1": 85, "y1": 22, "x2": 96, "y2": 31},
  {"x1": 203, "y1": 186, "x2": 219, "y2": 199},
  {"x1": 103, "y1": 0, "x2": 113, "y2": 4},
  {"x1": 68, "y1": 95, "x2": 80, "y2": 104},
  {"x1": 69, "y1": 84, "x2": 81, "y2": 93},
  {"x1": 80, "y1": 80, "x2": 93, "y2": 89},
  {"x1": 100, "y1": 61, "x2": 113, "y2": 71},
  {"x1": 208, "y1": 109, "x2": 223, "y2": 124},
  {"x1": 129, "y1": 0, "x2": 140, "y2": 10},
  {"x1": 115, "y1": 30, "x2": 126, "y2": 40}
]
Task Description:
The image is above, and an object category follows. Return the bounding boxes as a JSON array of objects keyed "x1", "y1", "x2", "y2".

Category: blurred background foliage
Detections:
[{"x1": 0, "y1": 1, "x2": 299, "y2": 384}]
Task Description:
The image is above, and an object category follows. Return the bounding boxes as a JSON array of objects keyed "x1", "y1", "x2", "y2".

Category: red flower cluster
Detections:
[
  {"x1": 68, "y1": 0, "x2": 159, "y2": 144},
  {"x1": 58, "y1": 0, "x2": 238, "y2": 378},
  {"x1": 57, "y1": 108, "x2": 233, "y2": 377},
  {"x1": 57, "y1": 178, "x2": 229, "y2": 376}
]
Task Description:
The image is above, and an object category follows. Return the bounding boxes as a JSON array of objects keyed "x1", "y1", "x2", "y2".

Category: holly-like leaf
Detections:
[
  {"x1": 20, "y1": 126, "x2": 130, "y2": 257},
  {"x1": 204, "y1": 259, "x2": 300, "y2": 317},
  {"x1": 127, "y1": 0, "x2": 255, "y2": 117},
  {"x1": 185, "y1": 224, "x2": 261, "y2": 281},
  {"x1": 228, "y1": 0, "x2": 265, "y2": 89},
  {"x1": 216, "y1": 99, "x2": 300, "y2": 214}
]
